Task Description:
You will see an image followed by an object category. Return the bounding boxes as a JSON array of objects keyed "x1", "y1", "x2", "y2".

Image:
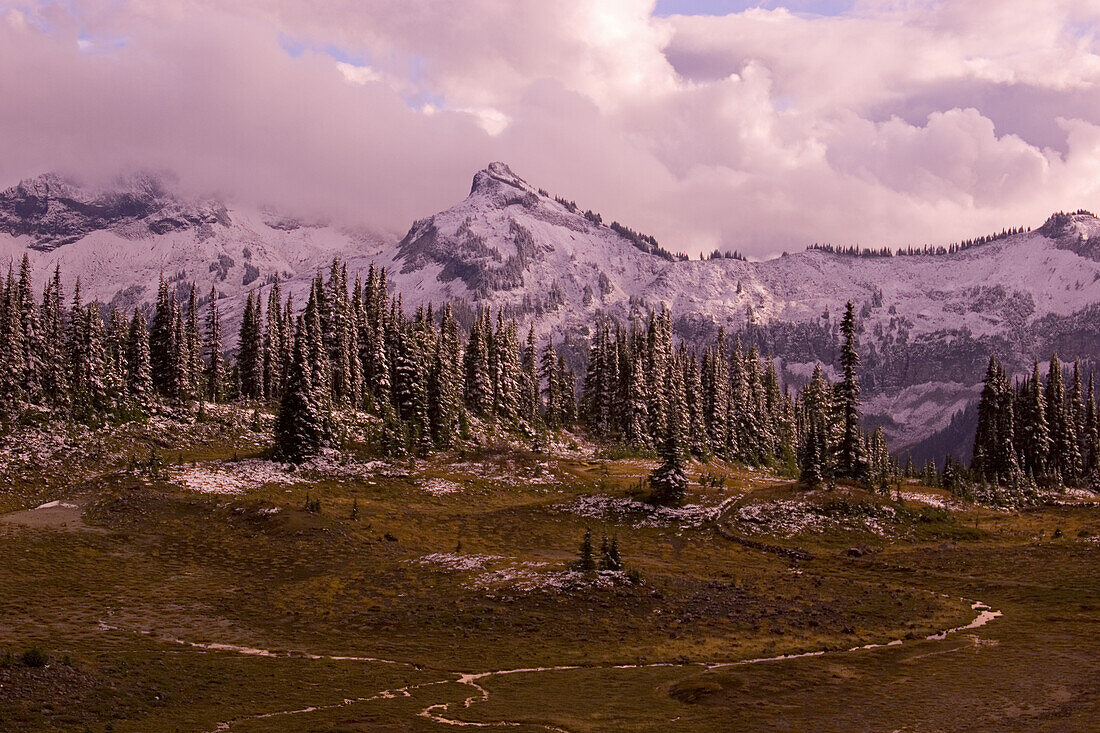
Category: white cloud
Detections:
[{"x1": 0, "y1": 0, "x2": 1098, "y2": 256}]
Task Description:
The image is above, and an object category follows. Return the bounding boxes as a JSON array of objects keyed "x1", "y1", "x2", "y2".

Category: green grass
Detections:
[{"x1": 0, "y1": 409, "x2": 1097, "y2": 731}]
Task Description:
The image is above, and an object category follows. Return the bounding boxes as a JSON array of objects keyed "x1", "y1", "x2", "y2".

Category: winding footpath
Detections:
[{"x1": 97, "y1": 597, "x2": 1002, "y2": 732}]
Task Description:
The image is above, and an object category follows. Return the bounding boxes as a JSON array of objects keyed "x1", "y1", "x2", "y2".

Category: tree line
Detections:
[
  {"x1": 967, "y1": 354, "x2": 1099, "y2": 499},
  {"x1": 0, "y1": 255, "x2": 894, "y2": 492}
]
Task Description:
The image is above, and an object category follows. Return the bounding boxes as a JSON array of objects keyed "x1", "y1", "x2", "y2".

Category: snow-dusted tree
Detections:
[
  {"x1": 237, "y1": 290, "x2": 264, "y2": 400},
  {"x1": 799, "y1": 365, "x2": 833, "y2": 486},
  {"x1": 1045, "y1": 354, "x2": 1080, "y2": 485},
  {"x1": 836, "y1": 301, "x2": 865, "y2": 480},
  {"x1": 39, "y1": 266, "x2": 69, "y2": 407},
  {"x1": 126, "y1": 311, "x2": 153, "y2": 409},
  {"x1": 464, "y1": 309, "x2": 492, "y2": 415},
  {"x1": 1016, "y1": 360, "x2": 1049, "y2": 478},
  {"x1": 428, "y1": 303, "x2": 463, "y2": 448},
  {"x1": 150, "y1": 276, "x2": 175, "y2": 397},
  {"x1": 0, "y1": 266, "x2": 25, "y2": 406},
  {"x1": 204, "y1": 287, "x2": 225, "y2": 403},
  {"x1": 262, "y1": 276, "x2": 285, "y2": 402},
  {"x1": 649, "y1": 413, "x2": 688, "y2": 507},
  {"x1": 274, "y1": 318, "x2": 324, "y2": 462},
  {"x1": 16, "y1": 255, "x2": 42, "y2": 400}
]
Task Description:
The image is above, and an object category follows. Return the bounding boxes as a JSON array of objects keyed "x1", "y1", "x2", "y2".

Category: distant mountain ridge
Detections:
[{"x1": 2, "y1": 164, "x2": 1099, "y2": 463}]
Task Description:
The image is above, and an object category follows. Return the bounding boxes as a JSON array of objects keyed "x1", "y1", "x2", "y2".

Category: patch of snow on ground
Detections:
[
  {"x1": 417, "y1": 553, "x2": 502, "y2": 571},
  {"x1": 446, "y1": 459, "x2": 559, "y2": 486},
  {"x1": 34, "y1": 500, "x2": 78, "y2": 510},
  {"x1": 475, "y1": 568, "x2": 627, "y2": 592},
  {"x1": 735, "y1": 499, "x2": 900, "y2": 537},
  {"x1": 558, "y1": 494, "x2": 735, "y2": 529},
  {"x1": 415, "y1": 552, "x2": 626, "y2": 593},
  {"x1": 900, "y1": 491, "x2": 947, "y2": 508},
  {"x1": 172, "y1": 460, "x2": 308, "y2": 495},
  {"x1": 420, "y1": 478, "x2": 463, "y2": 495}
]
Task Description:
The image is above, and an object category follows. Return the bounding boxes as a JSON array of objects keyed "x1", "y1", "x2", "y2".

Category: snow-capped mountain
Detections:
[
  {"x1": 382, "y1": 163, "x2": 1100, "y2": 462},
  {"x1": 0, "y1": 171, "x2": 392, "y2": 322},
  {"x1": 2, "y1": 163, "x2": 1098, "y2": 462}
]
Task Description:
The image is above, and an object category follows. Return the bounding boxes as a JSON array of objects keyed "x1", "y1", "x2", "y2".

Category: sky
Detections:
[{"x1": 1, "y1": 1, "x2": 1100, "y2": 258}]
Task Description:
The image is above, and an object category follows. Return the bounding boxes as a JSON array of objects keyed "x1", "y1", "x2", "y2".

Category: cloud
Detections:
[{"x1": 0, "y1": 0, "x2": 1098, "y2": 256}]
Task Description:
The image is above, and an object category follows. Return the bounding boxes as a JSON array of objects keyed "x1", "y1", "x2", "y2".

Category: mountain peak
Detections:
[
  {"x1": 0, "y1": 170, "x2": 228, "y2": 250},
  {"x1": 470, "y1": 162, "x2": 535, "y2": 196}
]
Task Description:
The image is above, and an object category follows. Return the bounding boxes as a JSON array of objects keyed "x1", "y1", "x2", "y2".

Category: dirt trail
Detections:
[{"x1": 97, "y1": 596, "x2": 1003, "y2": 732}]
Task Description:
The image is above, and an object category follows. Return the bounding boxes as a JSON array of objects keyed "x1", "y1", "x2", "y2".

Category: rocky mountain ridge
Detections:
[{"x1": 2, "y1": 164, "x2": 1098, "y2": 463}]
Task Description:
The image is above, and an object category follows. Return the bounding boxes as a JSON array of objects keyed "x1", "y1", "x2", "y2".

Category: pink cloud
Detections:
[{"x1": 0, "y1": 0, "x2": 1098, "y2": 257}]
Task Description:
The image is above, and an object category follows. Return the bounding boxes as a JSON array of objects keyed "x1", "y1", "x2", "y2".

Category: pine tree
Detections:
[
  {"x1": 262, "y1": 276, "x2": 284, "y2": 402},
  {"x1": 204, "y1": 287, "x2": 225, "y2": 402},
  {"x1": 82, "y1": 302, "x2": 110, "y2": 411},
  {"x1": 464, "y1": 310, "x2": 492, "y2": 415},
  {"x1": 574, "y1": 528, "x2": 596, "y2": 573},
  {"x1": 836, "y1": 301, "x2": 865, "y2": 480},
  {"x1": 973, "y1": 356, "x2": 1000, "y2": 482},
  {"x1": 0, "y1": 265, "x2": 25, "y2": 406},
  {"x1": 1045, "y1": 354, "x2": 1080, "y2": 486},
  {"x1": 274, "y1": 319, "x2": 324, "y2": 462},
  {"x1": 17, "y1": 254, "x2": 42, "y2": 400},
  {"x1": 1017, "y1": 360, "x2": 1050, "y2": 478},
  {"x1": 67, "y1": 278, "x2": 87, "y2": 404},
  {"x1": 39, "y1": 266, "x2": 69, "y2": 407},
  {"x1": 799, "y1": 365, "x2": 832, "y2": 486},
  {"x1": 598, "y1": 536, "x2": 623, "y2": 571},
  {"x1": 126, "y1": 311, "x2": 153, "y2": 409},
  {"x1": 541, "y1": 337, "x2": 562, "y2": 428},
  {"x1": 649, "y1": 414, "x2": 687, "y2": 507},
  {"x1": 184, "y1": 284, "x2": 203, "y2": 400},
  {"x1": 428, "y1": 304, "x2": 462, "y2": 448},
  {"x1": 150, "y1": 276, "x2": 175, "y2": 397},
  {"x1": 238, "y1": 290, "x2": 264, "y2": 400}
]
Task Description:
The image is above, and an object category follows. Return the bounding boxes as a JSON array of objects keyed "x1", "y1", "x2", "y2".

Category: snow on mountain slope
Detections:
[
  {"x1": 383, "y1": 164, "x2": 1100, "y2": 460},
  {"x1": 2, "y1": 164, "x2": 1098, "y2": 462},
  {"x1": 0, "y1": 172, "x2": 393, "y2": 321}
]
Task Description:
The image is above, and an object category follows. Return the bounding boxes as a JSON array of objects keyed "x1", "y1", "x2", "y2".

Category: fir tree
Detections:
[
  {"x1": 836, "y1": 301, "x2": 865, "y2": 480},
  {"x1": 149, "y1": 276, "x2": 175, "y2": 397},
  {"x1": 273, "y1": 319, "x2": 324, "y2": 462},
  {"x1": 649, "y1": 414, "x2": 688, "y2": 507},
  {"x1": 574, "y1": 528, "x2": 596, "y2": 573},
  {"x1": 126, "y1": 311, "x2": 153, "y2": 408},
  {"x1": 238, "y1": 290, "x2": 264, "y2": 400},
  {"x1": 204, "y1": 287, "x2": 225, "y2": 402}
]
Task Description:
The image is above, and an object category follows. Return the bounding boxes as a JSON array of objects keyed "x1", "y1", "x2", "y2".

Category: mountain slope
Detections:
[
  {"x1": 380, "y1": 164, "x2": 1100, "y2": 457},
  {"x1": 0, "y1": 171, "x2": 393, "y2": 322},
  {"x1": 2, "y1": 164, "x2": 1098, "y2": 460}
]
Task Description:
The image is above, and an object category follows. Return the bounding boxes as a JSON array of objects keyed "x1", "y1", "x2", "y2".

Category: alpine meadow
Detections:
[{"x1": 0, "y1": 2, "x2": 1098, "y2": 732}]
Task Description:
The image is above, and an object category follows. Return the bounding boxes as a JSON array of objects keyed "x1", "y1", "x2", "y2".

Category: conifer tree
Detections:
[
  {"x1": 1045, "y1": 354, "x2": 1080, "y2": 485},
  {"x1": 1017, "y1": 360, "x2": 1049, "y2": 478},
  {"x1": 238, "y1": 290, "x2": 264, "y2": 400},
  {"x1": 0, "y1": 266, "x2": 25, "y2": 405},
  {"x1": 126, "y1": 311, "x2": 153, "y2": 408},
  {"x1": 836, "y1": 301, "x2": 865, "y2": 480},
  {"x1": 39, "y1": 266, "x2": 68, "y2": 406},
  {"x1": 574, "y1": 528, "x2": 596, "y2": 573},
  {"x1": 274, "y1": 319, "x2": 324, "y2": 462},
  {"x1": 464, "y1": 310, "x2": 492, "y2": 415},
  {"x1": 204, "y1": 287, "x2": 225, "y2": 402},
  {"x1": 649, "y1": 412, "x2": 687, "y2": 507},
  {"x1": 540, "y1": 337, "x2": 562, "y2": 428},
  {"x1": 150, "y1": 276, "x2": 175, "y2": 397},
  {"x1": 16, "y1": 254, "x2": 42, "y2": 400}
]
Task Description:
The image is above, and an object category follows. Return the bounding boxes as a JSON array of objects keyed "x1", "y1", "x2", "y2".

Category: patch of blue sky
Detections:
[
  {"x1": 654, "y1": 0, "x2": 855, "y2": 17},
  {"x1": 277, "y1": 33, "x2": 370, "y2": 67}
]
